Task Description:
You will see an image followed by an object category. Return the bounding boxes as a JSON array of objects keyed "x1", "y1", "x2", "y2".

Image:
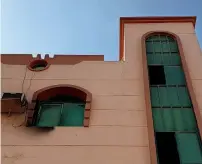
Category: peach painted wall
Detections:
[
  {"x1": 124, "y1": 22, "x2": 202, "y2": 119},
  {"x1": 1, "y1": 61, "x2": 149, "y2": 164},
  {"x1": 1, "y1": 22, "x2": 202, "y2": 164}
]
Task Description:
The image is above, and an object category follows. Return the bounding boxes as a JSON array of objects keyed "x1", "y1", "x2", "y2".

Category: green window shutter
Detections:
[
  {"x1": 155, "y1": 87, "x2": 180, "y2": 107},
  {"x1": 36, "y1": 104, "x2": 62, "y2": 127},
  {"x1": 170, "y1": 41, "x2": 178, "y2": 52},
  {"x1": 183, "y1": 108, "x2": 197, "y2": 131},
  {"x1": 151, "y1": 87, "x2": 183, "y2": 107},
  {"x1": 147, "y1": 52, "x2": 181, "y2": 65},
  {"x1": 164, "y1": 66, "x2": 185, "y2": 85},
  {"x1": 150, "y1": 87, "x2": 160, "y2": 107},
  {"x1": 169, "y1": 53, "x2": 181, "y2": 65},
  {"x1": 153, "y1": 42, "x2": 162, "y2": 53},
  {"x1": 147, "y1": 54, "x2": 162, "y2": 65},
  {"x1": 176, "y1": 133, "x2": 202, "y2": 164},
  {"x1": 166, "y1": 87, "x2": 181, "y2": 107},
  {"x1": 151, "y1": 86, "x2": 188, "y2": 107},
  {"x1": 161, "y1": 42, "x2": 170, "y2": 52},
  {"x1": 178, "y1": 87, "x2": 191, "y2": 107},
  {"x1": 152, "y1": 108, "x2": 165, "y2": 132},
  {"x1": 159, "y1": 35, "x2": 167, "y2": 41},
  {"x1": 161, "y1": 53, "x2": 171, "y2": 65},
  {"x1": 158, "y1": 87, "x2": 170, "y2": 107},
  {"x1": 60, "y1": 103, "x2": 84, "y2": 126},
  {"x1": 151, "y1": 35, "x2": 160, "y2": 41},
  {"x1": 152, "y1": 108, "x2": 196, "y2": 132},
  {"x1": 146, "y1": 42, "x2": 153, "y2": 53}
]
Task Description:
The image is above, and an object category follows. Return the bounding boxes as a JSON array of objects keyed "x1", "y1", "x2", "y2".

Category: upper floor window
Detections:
[
  {"x1": 26, "y1": 85, "x2": 92, "y2": 127},
  {"x1": 35, "y1": 96, "x2": 85, "y2": 127},
  {"x1": 144, "y1": 33, "x2": 202, "y2": 164}
]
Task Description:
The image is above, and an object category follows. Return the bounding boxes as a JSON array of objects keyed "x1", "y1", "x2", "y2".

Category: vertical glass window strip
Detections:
[{"x1": 146, "y1": 33, "x2": 202, "y2": 164}]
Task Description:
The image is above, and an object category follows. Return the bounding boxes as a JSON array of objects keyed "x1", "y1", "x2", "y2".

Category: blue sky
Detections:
[{"x1": 1, "y1": 0, "x2": 202, "y2": 61}]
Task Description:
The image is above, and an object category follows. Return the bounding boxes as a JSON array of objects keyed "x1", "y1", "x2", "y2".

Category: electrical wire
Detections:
[
  {"x1": 22, "y1": 65, "x2": 28, "y2": 94},
  {"x1": 12, "y1": 103, "x2": 28, "y2": 128},
  {"x1": 25, "y1": 71, "x2": 36, "y2": 96},
  {"x1": 11, "y1": 66, "x2": 35, "y2": 127}
]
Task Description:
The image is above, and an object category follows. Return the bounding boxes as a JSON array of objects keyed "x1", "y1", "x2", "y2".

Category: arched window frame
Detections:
[
  {"x1": 142, "y1": 31, "x2": 202, "y2": 164},
  {"x1": 26, "y1": 84, "x2": 92, "y2": 127}
]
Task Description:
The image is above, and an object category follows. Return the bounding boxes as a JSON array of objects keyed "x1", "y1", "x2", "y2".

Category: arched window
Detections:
[
  {"x1": 144, "y1": 33, "x2": 202, "y2": 164},
  {"x1": 26, "y1": 85, "x2": 92, "y2": 127}
]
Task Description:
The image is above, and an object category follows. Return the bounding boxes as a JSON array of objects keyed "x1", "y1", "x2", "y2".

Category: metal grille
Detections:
[
  {"x1": 146, "y1": 34, "x2": 197, "y2": 132},
  {"x1": 146, "y1": 34, "x2": 180, "y2": 66}
]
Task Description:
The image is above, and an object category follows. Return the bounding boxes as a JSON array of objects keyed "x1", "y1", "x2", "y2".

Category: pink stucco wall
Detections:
[{"x1": 1, "y1": 21, "x2": 202, "y2": 164}]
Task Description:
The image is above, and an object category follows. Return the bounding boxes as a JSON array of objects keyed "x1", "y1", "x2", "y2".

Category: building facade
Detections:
[{"x1": 1, "y1": 16, "x2": 202, "y2": 164}]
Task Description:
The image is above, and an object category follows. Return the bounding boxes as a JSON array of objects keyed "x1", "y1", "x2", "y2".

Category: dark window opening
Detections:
[
  {"x1": 48, "y1": 95, "x2": 84, "y2": 103},
  {"x1": 2, "y1": 93, "x2": 22, "y2": 99},
  {"x1": 156, "y1": 132, "x2": 180, "y2": 164},
  {"x1": 32, "y1": 63, "x2": 46, "y2": 68},
  {"x1": 148, "y1": 66, "x2": 166, "y2": 85},
  {"x1": 32, "y1": 63, "x2": 47, "y2": 70}
]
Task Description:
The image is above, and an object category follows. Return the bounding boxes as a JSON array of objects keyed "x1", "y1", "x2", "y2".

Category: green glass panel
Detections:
[
  {"x1": 153, "y1": 42, "x2": 161, "y2": 52},
  {"x1": 151, "y1": 86, "x2": 191, "y2": 107},
  {"x1": 60, "y1": 103, "x2": 84, "y2": 126},
  {"x1": 147, "y1": 53, "x2": 162, "y2": 65},
  {"x1": 152, "y1": 108, "x2": 197, "y2": 132},
  {"x1": 158, "y1": 87, "x2": 170, "y2": 106},
  {"x1": 152, "y1": 108, "x2": 165, "y2": 132},
  {"x1": 149, "y1": 35, "x2": 160, "y2": 41},
  {"x1": 164, "y1": 66, "x2": 185, "y2": 85},
  {"x1": 167, "y1": 87, "x2": 181, "y2": 107},
  {"x1": 167, "y1": 36, "x2": 175, "y2": 41},
  {"x1": 159, "y1": 35, "x2": 167, "y2": 41},
  {"x1": 178, "y1": 87, "x2": 192, "y2": 107},
  {"x1": 146, "y1": 42, "x2": 153, "y2": 53},
  {"x1": 163, "y1": 109, "x2": 175, "y2": 131},
  {"x1": 173, "y1": 109, "x2": 184, "y2": 131},
  {"x1": 161, "y1": 53, "x2": 171, "y2": 65},
  {"x1": 147, "y1": 52, "x2": 181, "y2": 65},
  {"x1": 161, "y1": 42, "x2": 170, "y2": 52},
  {"x1": 176, "y1": 133, "x2": 202, "y2": 164},
  {"x1": 170, "y1": 42, "x2": 178, "y2": 52},
  {"x1": 153, "y1": 87, "x2": 186, "y2": 107},
  {"x1": 183, "y1": 108, "x2": 197, "y2": 131},
  {"x1": 170, "y1": 53, "x2": 181, "y2": 65},
  {"x1": 146, "y1": 35, "x2": 180, "y2": 65},
  {"x1": 37, "y1": 104, "x2": 62, "y2": 127},
  {"x1": 150, "y1": 87, "x2": 160, "y2": 107}
]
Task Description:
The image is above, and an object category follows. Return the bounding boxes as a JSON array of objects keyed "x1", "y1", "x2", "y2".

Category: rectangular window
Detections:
[
  {"x1": 146, "y1": 35, "x2": 201, "y2": 164},
  {"x1": 156, "y1": 132, "x2": 180, "y2": 164},
  {"x1": 36, "y1": 103, "x2": 85, "y2": 127}
]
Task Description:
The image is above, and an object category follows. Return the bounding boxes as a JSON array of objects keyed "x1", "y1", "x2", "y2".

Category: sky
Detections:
[{"x1": 1, "y1": 0, "x2": 202, "y2": 61}]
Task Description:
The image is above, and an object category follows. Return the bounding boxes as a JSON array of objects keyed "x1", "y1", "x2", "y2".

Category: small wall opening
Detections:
[{"x1": 28, "y1": 59, "x2": 49, "y2": 71}]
